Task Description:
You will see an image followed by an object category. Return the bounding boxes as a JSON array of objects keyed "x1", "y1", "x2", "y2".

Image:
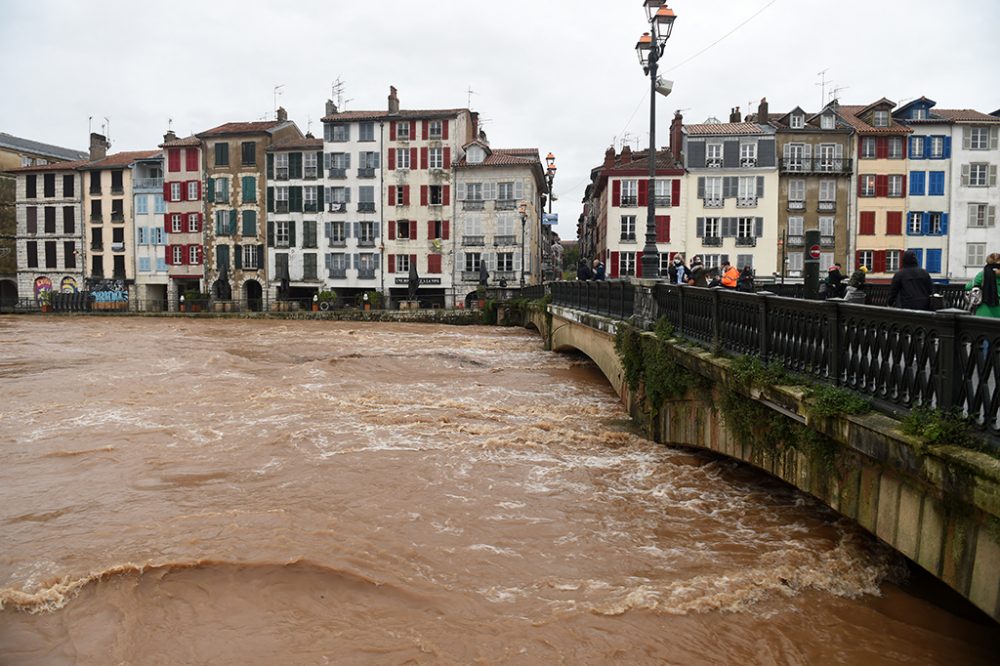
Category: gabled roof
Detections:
[
  {"x1": 0, "y1": 132, "x2": 88, "y2": 162},
  {"x1": 604, "y1": 148, "x2": 683, "y2": 173},
  {"x1": 78, "y1": 150, "x2": 161, "y2": 170},
  {"x1": 322, "y1": 108, "x2": 469, "y2": 123},
  {"x1": 160, "y1": 135, "x2": 201, "y2": 148},
  {"x1": 266, "y1": 136, "x2": 324, "y2": 151},
  {"x1": 455, "y1": 147, "x2": 541, "y2": 168},
  {"x1": 935, "y1": 109, "x2": 1000, "y2": 123},
  {"x1": 6, "y1": 159, "x2": 90, "y2": 174},
  {"x1": 837, "y1": 103, "x2": 912, "y2": 135},
  {"x1": 859, "y1": 97, "x2": 896, "y2": 115},
  {"x1": 894, "y1": 96, "x2": 937, "y2": 117},
  {"x1": 196, "y1": 120, "x2": 291, "y2": 137},
  {"x1": 683, "y1": 122, "x2": 769, "y2": 136}
]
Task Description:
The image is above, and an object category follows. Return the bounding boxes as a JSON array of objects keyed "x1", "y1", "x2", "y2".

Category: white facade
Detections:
[
  {"x1": 132, "y1": 155, "x2": 167, "y2": 306},
  {"x1": 949, "y1": 122, "x2": 1000, "y2": 280}
]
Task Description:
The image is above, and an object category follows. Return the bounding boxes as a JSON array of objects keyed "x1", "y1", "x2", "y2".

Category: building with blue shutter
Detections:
[{"x1": 131, "y1": 152, "x2": 167, "y2": 308}]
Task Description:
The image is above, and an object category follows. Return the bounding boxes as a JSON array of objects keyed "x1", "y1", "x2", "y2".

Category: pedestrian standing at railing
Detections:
[
  {"x1": 592, "y1": 258, "x2": 606, "y2": 281},
  {"x1": 577, "y1": 258, "x2": 593, "y2": 281},
  {"x1": 826, "y1": 264, "x2": 846, "y2": 298},
  {"x1": 888, "y1": 250, "x2": 933, "y2": 310},
  {"x1": 843, "y1": 266, "x2": 867, "y2": 303},
  {"x1": 736, "y1": 265, "x2": 755, "y2": 292},
  {"x1": 720, "y1": 261, "x2": 739, "y2": 289},
  {"x1": 687, "y1": 256, "x2": 707, "y2": 287},
  {"x1": 965, "y1": 252, "x2": 1000, "y2": 318},
  {"x1": 668, "y1": 254, "x2": 690, "y2": 284}
]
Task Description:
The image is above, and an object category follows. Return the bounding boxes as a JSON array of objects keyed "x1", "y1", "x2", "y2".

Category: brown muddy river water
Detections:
[{"x1": 0, "y1": 317, "x2": 995, "y2": 664}]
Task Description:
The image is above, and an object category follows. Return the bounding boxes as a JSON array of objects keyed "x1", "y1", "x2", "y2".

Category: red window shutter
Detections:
[
  {"x1": 442, "y1": 220, "x2": 450, "y2": 240},
  {"x1": 875, "y1": 175, "x2": 888, "y2": 197},
  {"x1": 186, "y1": 148, "x2": 199, "y2": 171},
  {"x1": 168, "y1": 149, "x2": 180, "y2": 172},
  {"x1": 427, "y1": 220, "x2": 434, "y2": 239},
  {"x1": 610, "y1": 251, "x2": 619, "y2": 277},
  {"x1": 900, "y1": 174, "x2": 907, "y2": 196},
  {"x1": 420, "y1": 147, "x2": 428, "y2": 169},
  {"x1": 390, "y1": 122, "x2": 397, "y2": 141},
  {"x1": 860, "y1": 211, "x2": 875, "y2": 235},
  {"x1": 388, "y1": 185, "x2": 396, "y2": 205},
  {"x1": 178, "y1": 181, "x2": 187, "y2": 202},
  {"x1": 612, "y1": 180, "x2": 621, "y2": 206},
  {"x1": 410, "y1": 121, "x2": 417, "y2": 138},
  {"x1": 388, "y1": 221, "x2": 396, "y2": 240},
  {"x1": 196, "y1": 180, "x2": 202, "y2": 200},
  {"x1": 388, "y1": 148, "x2": 396, "y2": 170},
  {"x1": 874, "y1": 250, "x2": 887, "y2": 273},
  {"x1": 422, "y1": 120, "x2": 429, "y2": 140},
  {"x1": 443, "y1": 147, "x2": 451, "y2": 169},
  {"x1": 635, "y1": 252, "x2": 643, "y2": 278},
  {"x1": 420, "y1": 185, "x2": 428, "y2": 206},
  {"x1": 672, "y1": 179, "x2": 681, "y2": 206},
  {"x1": 388, "y1": 254, "x2": 395, "y2": 273},
  {"x1": 655, "y1": 215, "x2": 670, "y2": 242},
  {"x1": 856, "y1": 250, "x2": 864, "y2": 269},
  {"x1": 875, "y1": 137, "x2": 888, "y2": 159},
  {"x1": 443, "y1": 185, "x2": 450, "y2": 204},
  {"x1": 857, "y1": 176, "x2": 864, "y2": 196},
  {"x1": 638, "y1": 179, "x2": 648, "y2": 206},
  {"x1": 409, "y1": 222, "x2": 417, "y2": 240},
  {"x1": 198, "y1": 245, "x2": 204, "y2": 265},
  {"x1": 180, "y1": 245, "x2": 189, "y2": 265},
  {"x1": 428, "y1": 254, "x2": 441, "y2": 273},
  {"x1": 410, "y1": 254, "x2": 417, "y2": 271},
  {"x1": 410, "y1": 147, "x2": 418, "y2": 170},
  {"x1": 886, "y1": 211, "x2": 902, "y2": 235},
  {"x1": 164, "y1": 213, "x2": 171, "y2": 233},
  {"x1": 403, "y1": 186, "x2": 411, "y2": 206},
  {"x1": 165, "y1": 245, "x2": 173, "y2": 265},
  {"x1": 442, "y1": 120, "x2": 449, "y2": 140},
  {"x1": 163, "y1": 181, "x2": 171, "y2": 200}
]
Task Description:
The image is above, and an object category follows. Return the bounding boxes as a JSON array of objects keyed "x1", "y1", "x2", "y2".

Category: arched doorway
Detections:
[
  {"x1": 0, "y1": 279, "x2": 17, "y2": 312},
  {"x1": 243, "y1": 279, "x2": 263, "y2": 312}
]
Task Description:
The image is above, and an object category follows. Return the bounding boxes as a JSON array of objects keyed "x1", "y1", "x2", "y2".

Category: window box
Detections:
[
  {"x1": 736, "y1": 197, "x2": 757, "y2": 208},
  {"x1": 820, "y1": 235, "x2": 835, "y2": 247},
  {"x1": 357, "y1": 202, "x2": 376, "y2": 213},
  {"x1": 818, "y1": 200, "x2": 836, "y2": 211},
  {"x1": 788, "y1": 200, "x2": 805, "y2": 211},
  {"x1": 702, "y1": 236, "x2": 723, "y2": 247},
  {"x1": 740, "y1": 158, "x2": 757, "y2": 168},
  {"x1": 328, "y1": 202, "x2": 347, "y2": 213},
  {"x1": 787, "y1": 235, "x2": 804, "y2": 246},
  {"x1": 328, "y1": 168, "x2": 347, "y2": 179},
  {"x1": 653, "y1": 196, "x2": 671, "y2": 207},
  {"x1": 357, "y1": 168, "x2": 375, "y2": 179},
  {"x1": 462, "y1": 235, "x2": 485, "y2": 246},
  {"x1": 735, "y1": 236, "x2": 756, "y2": 247},
  {"x1": 704, "y1": 198, "x2": 724, "y2": 208},
  {"x1": 706, "y1": 158, "x2": 723, "y2": 168}
]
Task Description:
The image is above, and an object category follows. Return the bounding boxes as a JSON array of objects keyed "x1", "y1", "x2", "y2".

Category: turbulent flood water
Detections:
[{"x1": 0, "y1": 317, "x2": 995, "y2": 664}]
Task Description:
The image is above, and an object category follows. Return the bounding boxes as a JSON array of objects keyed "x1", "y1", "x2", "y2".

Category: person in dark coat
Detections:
[
  {"x1": 577, "y1": 258, "x2": 593, "y2": 281},
  {"x1": 592, "y1": 258, "x2": 606, "y2": 281},
  {"x1": 825, "y1": 264, "x2": 846, "y2": 298},
  {"x1": 687, "y1": 256, "x2": 707, "y2": 287},
  {"x1": 736, "y1": 265, "x2": 755, "y2": 292},
  {"x1": 668, "y1": 254, "x2": 689, "y2": 284},
  {"x1": 888, "y1": 250, "x2": 933, "y2": 310}
]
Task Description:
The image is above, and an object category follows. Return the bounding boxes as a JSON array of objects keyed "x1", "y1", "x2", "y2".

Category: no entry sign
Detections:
[{"x1": 809, "y1": 245, "x2": 821, "y2": 259}]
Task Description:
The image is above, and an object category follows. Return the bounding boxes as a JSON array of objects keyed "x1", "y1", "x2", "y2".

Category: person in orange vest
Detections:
[{"x1": 720, "y1": 260, "x2": 740, "y2": 289}]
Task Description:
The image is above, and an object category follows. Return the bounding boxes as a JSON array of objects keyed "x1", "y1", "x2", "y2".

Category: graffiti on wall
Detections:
[
  {"x1": 89, "y1": 278, "x2": 128, "y2": 309},
  {"x1": 33, "y1": 276, "x2": 52, "y2": 303},
  {"x1": 60, "y1": 276, "x2": 79, "y2": 294}
]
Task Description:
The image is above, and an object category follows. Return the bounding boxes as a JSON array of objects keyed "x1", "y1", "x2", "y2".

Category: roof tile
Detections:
[
  {"x1": 684, "y1": 122, "x2": 768, "y2": 136},
  {"x1": 322, "y1": 108, "x2": 469, "y2": 123}
]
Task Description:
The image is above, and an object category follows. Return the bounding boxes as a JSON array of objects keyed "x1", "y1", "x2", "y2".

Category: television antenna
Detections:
[
  {"x1": 466, "y1": 85, "x2": 478, "y2": 108},
  {"x1": 331, "y1": 77, "x2": 352, "y2": 110},
  {"x1": 829, "y1": 84, "x2": 849, "y2": 103},
  {"x1": 273, "y1": 84, "x2": 285, "y2": 117},
  {"x1": 816, "y1": 69, "x2": 829, "y2": 110}
]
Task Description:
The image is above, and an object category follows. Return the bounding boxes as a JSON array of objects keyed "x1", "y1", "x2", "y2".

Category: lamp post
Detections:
[
  {"x1": 518, "y1": 200, "x2": 528, "y2": 288},
  {"x1": 543, "y1": 153, "x2": 557, "y2": 282},
  {"x1": 636, "y1": 1, "x2": 677, "y2": 279}
]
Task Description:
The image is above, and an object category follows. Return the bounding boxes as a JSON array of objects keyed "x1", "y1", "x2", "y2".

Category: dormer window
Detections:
[
  {"x1": 790, "y1": 114, "x2": 805, "y2": 129},
  {"x1": 467, "y1": 145, "x2": 486, "y2": 164},
  {"x1": 913, "y1": 108, "x2": 928, "y2": 121},
  {"x1": 821, "y1": 114, "x2": 835, "y2": 130},
  {"x1": 873, "y1": 110, "x2": 890, "y2": 127}
]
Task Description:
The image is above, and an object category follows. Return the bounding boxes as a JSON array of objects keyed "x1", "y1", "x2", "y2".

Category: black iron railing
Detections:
[{"x1": 550, "y1": 281, "x2": 1000, "y2": 438}]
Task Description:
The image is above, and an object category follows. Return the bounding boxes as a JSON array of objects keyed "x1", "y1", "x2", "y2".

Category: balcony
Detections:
[
  {"x1": 462, "y1": 236, "x2": 484, "y2": 246},
  {"x1": 328, "y1": 202, "x2": 347, "y2": 213},
  {"x1": 111, "y1": 242, "x2": 125, "y2": 252},
  {"x1": 787, "y1": 235, "x2": 804, "y2": 246},
  {"x1": 620, "y1": 195, "x2": 637, "y2": 208},
  {"x1": 463, "y1": 200, "x2": 484, "y2": 211},
  {"x1": 736, "y1": 197, "x2": 757, "y2": 208},
  {"x1": 788, "y1": 200, "x2": 806, "y2": 211},
  {"x1": 275, "y1": 201, "x2": 289, "y2": 213},
  {"x1": 818, "y1": 200, "x2": 836, "y2": 212},
  {"x1": 357, "y1": 238, "x2": 376, "y2": 248},
  {"x1": 357, "y1": 268, "x2": 376, "y2": 280},
  {"x1": 703, "y1": 198, "x2": 724, "y2": 208},
  {"x1": 653, "y1": 196, "x2": 671, "y2": 207},
  {"x1": 740, "y1": 158, "x2": 758, "y2": 168},
  {"x1": 703, "y1": 236, "x2": 722, "y2": 247},
  {"x1": 493, "y1": 235, "x2": 516, "y2": 246},
  {"x1": 706, "y1": 158, "x2": 723, "y2": 168},
  {"x1": 779, "y1": 158, "x2": 852, "y2": 174},
  {"x1": 328, "y1": 168, "x2": 347, "y2": 179},
  {"x1": 736, "y1": 236, "x2": 757, "y2": 247},
  {"x1": 304, "y1": 167, "x2": 318, "y2": 180},
  {"x1": 821, "y1": 235, "x2": 836, "y2": 247},
  {"x1": 276, "y1": 168, "x2": 289, "y2": 180},
  {"x1": 134, "y1": 178, "x2": 163, "y2": 191},
  {"x1": 328, "y1": 239, "x2": 347, "y2": 248},
  {"x1": 357, "y1": 202, "x2": 376, "y2": 213},
  {"x1": 328, "y1": 269, "x2": 347, "y2": 279},
  {"x1": 111, "y1": 212, "x2": 124, "y2": 222},
  {"x1": 357, "y1": 168, "x2": 376, "y2": 179},
  {"x1": 496, "y1": 199, "x2": 517, "y2": 211}
]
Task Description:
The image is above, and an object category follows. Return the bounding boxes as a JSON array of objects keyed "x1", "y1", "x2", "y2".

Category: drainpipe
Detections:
[{"x1": 379, "y1": 120, "x2": 386, "y2": 307}]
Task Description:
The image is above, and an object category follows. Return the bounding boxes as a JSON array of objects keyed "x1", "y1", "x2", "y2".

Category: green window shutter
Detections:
[
  {"x1": 267, "y1": 221, "x2": 275, "y2": 247},
  {"x1": 242, "y1": 210, "x2": 257, "y2": 237},
  {"x1": 228, "y1": 209, "x2": 238, "y2": 235},
  {"x1": 234, "y1": 244, "x2": 243, "y2": 269},
  {"x1": 289, "y1": 220, "x2": 297, "y2": 248},
  {"x1": 267, "y1": 186, "x2": 274, "y2": 213},
  {"x1": 206, "y1": 178, "x2": 215, "y2": 201},
  {"x1": 317, "y1": 185, "x2": 325, "y2": 207},
  {"x1": 267, "y1": 153, "x2": 274, "y2": 179},
  {"x1": 217, "y1": 244, "x2": 230, "y2": 270},
  {"x1": 304, "y1": 220, "x2": 315, "y2": 247},
  {"x1": 290, "y1": 152, "x2": 302, "y2": 179},
  {"x1": 221, "y1": 178, "x2": 230, "y2": 200},
  {"x1": 242, "y1": 176, "x2": 255, "y2": 203},
  {"x1": 290, "y1": 186, "x2": 302, "y2": 213}
]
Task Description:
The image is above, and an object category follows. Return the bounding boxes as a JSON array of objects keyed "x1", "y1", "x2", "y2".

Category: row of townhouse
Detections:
[
  {"x1": 11, "y1": 87, "x2": 549, "y2": 309},
  {"x1": 581, "y1": 97, "x2": 1000, "y2": 283}
]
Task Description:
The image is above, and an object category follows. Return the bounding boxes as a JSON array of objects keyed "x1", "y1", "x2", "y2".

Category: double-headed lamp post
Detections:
[
  {"x1": 544, "y1": 152, "x2": 557, "y2": 282},
  {"x1": 636, "y1": 1, "x2": 677, "y2": 279},
  {"x1": 518, "y1": 200, "x2": 528, "y2": 287}
]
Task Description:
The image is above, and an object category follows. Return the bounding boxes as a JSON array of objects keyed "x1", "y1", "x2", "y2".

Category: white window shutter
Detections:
[
  {"x1": 962, "y1": 164, "x2": 970, "y2": 186},
  {"x1": 457, "y1": 182, "x2": 466, "y2": 201},
  {"x1": 969, "y1": 203, "x2": 978, "y2": 224},
  {"x1": 988, "y1": 205, "x2": 997, "y2": 227},
  {"x1": 514, "y1": 249, "x2": 521, "y2": 270},
  {"x1": 963, "y1": 129, "x2": 972, "y2": 150},
  {"x1": 802, "y1": 143, "x2": 812, "y2": 158},
  {"x1": 514, "y1": 180, "x2": 523, "y2": 200},
  {"x1": 990, "y1": 165, "x2": 998, "y2": 187},
  {"x1": 782, "y1": 143, "x2": 790, "y2": 159},
  {"x1": 835, "y1": 144, "x2": 844, "y2": 159},
  {"x1": 991, "y1": 127, "x2": 999, "y2": 149}
]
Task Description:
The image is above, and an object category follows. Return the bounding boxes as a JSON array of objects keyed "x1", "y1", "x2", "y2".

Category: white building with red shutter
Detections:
[{"x1": 160, "y1": 132, "x2": 204, "y2": 308}]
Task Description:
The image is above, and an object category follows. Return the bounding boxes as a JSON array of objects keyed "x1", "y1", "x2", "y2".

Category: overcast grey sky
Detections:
[{"x1": 2, "y1": 0, "x2": 998, "y2": 240}]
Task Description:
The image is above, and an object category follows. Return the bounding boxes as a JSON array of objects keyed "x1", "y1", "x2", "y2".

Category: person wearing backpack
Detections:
[{"x1": 966, "y1": 252, "x2": 1000, "y2": 318}]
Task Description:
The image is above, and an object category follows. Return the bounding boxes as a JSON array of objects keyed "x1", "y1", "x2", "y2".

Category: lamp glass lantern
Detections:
[
  {"x1": 653, "y1": 5, "x2": 676, "y2": 40},
  {"x1": 643, "y1": 0, "x2": 665, "y2": 22},
  {"x1": 635, "y1": 32, "x2": 653, "y2": 67}
]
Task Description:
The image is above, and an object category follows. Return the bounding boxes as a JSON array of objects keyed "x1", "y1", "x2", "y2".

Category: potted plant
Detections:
[
  {"x1": 476, "y1": 285, "x2": 487, "y2": 310},
  {"x1": 183, "y1": 290, "x2": 208, "y2": 313},
  {"x1": 357, "y1": 290, "x2": 382, "y2": 311},
  {"x1": 317, "y1": 290, "x2": 337, "y2": 311},
  {"x1": 39, "y1": 290, "x2": 52, "y2": 313}
]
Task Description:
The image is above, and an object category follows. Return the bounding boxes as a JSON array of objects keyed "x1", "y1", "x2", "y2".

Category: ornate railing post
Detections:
[
  {"x1": 825, "y1": 300, "x2": 842, "y2": 385},
  {"x1": 710, "y1": 288, "x2": 722, "y2": 351},
  {"x1": 677, "y1": 285, "x2": 686, "y2": 337},
  {"x1": 758, "y1": 293, "x2": 769, "y2": 360},
  {"x1": 935, "y1": 310, "x2": 962, "y2": 410}
]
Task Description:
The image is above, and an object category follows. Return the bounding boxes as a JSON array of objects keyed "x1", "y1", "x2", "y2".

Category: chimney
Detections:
[
  {"x1": 758, "y1": 97, "x2": 769, "y2": 124},
  {"x1": 729, "y1": 106, "x2": 741, "y2": 123},
  {"x1": 325, "y1": 99, "x2": 337, "y2": 116},
  {"x1": 388, "y1": 85, "x2": 400, "y2": 114},
  {"x1": 162, "y1": 130, "x2": 177, "y2": 145},
  {"x1": 604, "y1": 146, "x2": 616, "y2": 169},
  {"x1": 620, "y1": 144, "x2": 632, "y2": 163},
  {"x1": 89, "y1": 132, "x2": 109, "y2": 161},
  {"x1": 276, "y1": 107, "x2": 288, "y2": 122},
  {"x1": 670, "y1": 111, "x2": 684, "y2": 163}
]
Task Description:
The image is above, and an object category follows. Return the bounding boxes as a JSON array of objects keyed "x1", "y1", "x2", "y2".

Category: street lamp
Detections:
[
  {"x1": 518, "y1": 200, "x2": 528, "y2": 287},
  {"x1": 636, "y1": 1, "x2": 677, "y2": 279},
  {"x1": 543, "y1": 153, "x2": 556, "y2": 282}
]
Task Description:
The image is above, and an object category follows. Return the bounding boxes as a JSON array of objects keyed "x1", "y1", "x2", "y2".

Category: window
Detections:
[
  {"x1": 152, "y1": 227, "x2": 164, "y2": 245},
  {"x1": 359, "y1": 151, "x2": 380, "y2": 170},
  {"x1": 43, "y1": 173, "x2": 55, "y2": 197},
  {"x1": 859, "y1": 211, "x2": 875, "y2": 235},
  {"x1": 496, "y1": 252, "x2": 513, "y2": 271},
  {"x1": 496, "y1": 181, "x2": 514, "y2": 202},
  {"x1": 396, "y1": 149, "x2": 410, "y2": 170},
  {"x1": 650, "y1": 179, "x2": 670, "y2": 206},
  {"x1": 821, "y1": 114, "x2": 835, "y2": 130},
  {"x1": 242, "y1": 210, "x2": 257, "y2": 236},
  {"x1": 464, "y1": 252, "x2": 480, "y2": 273},
  {"x1": 63, "y1": 175, "x2": 74, "y2": 197},
  {"x1": 26, "y1": 241, "x2": 37, "y2": 267},
  {"x1": 275, "y1": 186, "x2": 288, "y2": 212},
  {"x1": 859, "y1": 174, "x2": 876, "y2": 197},
  {"x1": 170, "y1": 182, "x2": 182, "y2": 202},
  {"x1": 968, "y1": 127, "x2": 989, "y2": 150},
  {"x1": 928, "y1": 171, "x2": 945, "y2": 196},
  {"x1": 706, "y1": 143, "x2": 722, "y2": 167},
  {"x1": 63, "y1": 207, "x2": 75, "y2": 233},
  {"x1": 466, "y1": 182, "x2": 483, "y2": 201},
  {"x1": 172, "y1": 213, "x2": 184, "y2": 233},
  {"x1": 858, "y1": 250, "x2": 873, "y2": 270},
  {"x1": 304, "y1": 186, "x2": 317, "y2": 212},
  {"x1": 620, "y1": 215, "x2": 636, "y2": 241},
  {"x1": 154, "y1": 195, "x2": 165, "y2": 214},
  {"x1": 187, "y1": 181, "x2": 199, "y2": 201},
  {"x1": 908, "y1": 212, "x2": 922, "y2": 235},
  {"x1": 396, "y1": 122, "x2": 410, "y2": 140},
  {"x1": 359, "y1": 221, "x2": 376, "y2": 244},
  {"x1": 276, "y1": 220, "x2": 289, "y2": 247},
  {"x1": 187, "y1": 213, "x2": 200, "y2": 233},
  {"x1": 737, "y1": 176, "x2": 756, "y2": 203},
  {"x1": 787, "y1": 216, "x2": 804, "y2": 236},
  {"x1": 911, "y1": 137, "x2": 925, "y2": 157},
  {"x1": 396, "y1": 220, "x2": 411, "y2": 239},
  {"x1": 137, "y1": 227, "x2": 146, "y2": 245},
  {"x1": 620, "y1": 180, "x2": 637, "y2": 206},
  {"x1": 44, "y1": 241, "x2": 56, "y2": 268},
  {"x1": 819, "y1": 216, "x2": 835, "y2": 236},
  {"x1": 44, "y1": 207, "x2": 56, "y2": 233},
  {"x1": 930, "y1": 136, "x2": 944, "y2": 158},
  {"x1": 394, "y1": 186, "x2": 406, "y2": 206},
  {"x1": 704, "y1": 176, "x2": 722, "y2": 203},
  {"x1": 888, "y1": 174, "x2": 904, "y2": 197},
  {"x1": 967, "y1": 163, "x2": 990, "y2": 187},
  {"x1": 789, "y1": 179, "x2": 805, "y2": 202},
  {"x1": 967, "y1": 243, "x2": 986, "y2": 267},
  {"x1": 329, "y1": 221, "x2": 346, "y2": 244},
  {"x1": 138, "y1": 256, "x2": 150, "y2": 273},
  {"x1": 215, "y1": 177, "x2": 229, "y2": 203},
  {"x1": 303, "y1": 253, "x2": 317, "y2": 280},
  {"x1": 737, "y1": 217, "x2": 754, "y2": 237},
  {"x1": 186, "y1": 148, "x2": 199, "y2": 171},
  {"x1": 65, "y1": 241, "x2": 76, "y2": 268},
  {"x1": 788, "y1": 252, "x2": 803, "y2": 273},
  {"x1": 214, "y1": 142, "x2": 229, "y2": 166},
  {"x1": 136, "y1": 195, "x2": 148, "y2": 215},
  {"x1": 790, "y1": 114, "x2": 804, "y2": 129},
  {"x1": 396, "y1": 254, "x2": 410, "y2": 273},
  {"x1": 429, "y1": 147, "x2": 443, "y2": 169},
  {"x1": 819, "y1": 179, "x2": 836, "y2": 203},
  {"x1": 736, "y1": 254, "x2": 754, "y2": 269},
  {"x1": 929, "y1": 212, "x2": 944, "y2": 235},
  {"x1": 968, "y1": 203, "x2": 996, "y2": 228},
  {"x1": 885, "y1": 250, "x2": 901, "y2": 273},
  {"x1": 330, "y1": 124, "x2": 349, "y2": 142},
  {"x1": 429, "y1": 120, "x2": 443, "y2": 138},
  {"x1": 213, "y1": 211, "x2": 228, "y2": 235},
  {"x1": 304, "y1": 152, "x2": 318, "y2": 178},
  {"x1": 301, "y1": 220, "x2": 317, "y2": 249},
  {"x1": 328, "y1": 253, "x2": 348, "y2": 277},
  {"x1": 873, "y1": 110, "x2": 889, "y2": 127},
  {"x1": 888, "y1": 137, "x2": 903, "y2": 159},
  {"x1": 188, "y1": 245, "x2": 200, "y2": 265},
  {"x1": 861, "y1": 137, "x2": 876, "y2": 159},
  {"x1": 359, "y1": 186, "x2": 375, "y2": 207},
  {"x1": 276, "y1": 153, "x2": 289, "y2": 179},
  {"x1": 704, "y1": 217, "x2": 721, "y2": 237},
  {"x1": 171, "y1": 245, "x2": 184, "y2": 265},
  {"x1": 241, "y1": 141, "x2": 256, "y2": 166},
  {"x1": 619, "y1": 252, "x2": 636, "y2": 277},
  {"x1": 426, "y1": 185, "x2": 443, "y2": 205},
  {"x1": 740, "y1": 142, "x2": 757, "y2": 166},
  {"x1": 359, "y1": 122, "x2": 374, "y2": 142}
]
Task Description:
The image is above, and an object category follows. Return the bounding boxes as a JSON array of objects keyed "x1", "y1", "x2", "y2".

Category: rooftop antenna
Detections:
[
  {"x1": 168, "y1": 118, "x2": 173, "y2": 132},
  {"x1": 466, "y1": 85, "x2": 478, "y2": 109},
  {"x1": 829, "y1": 84, "x2": 849, "y2": 104},
  {"x1": 306, "y1": 115, "x2": 313, "y2": 135},
  {"x1": 273, "y1": 84, "x2": 285, "y2": 117},
  {"x1": 816, "y1": 69, "x2": 829, "y2": 110},
  {"x1": 331, "y1": 77, "x2": 347, "y2": 110},
  {"x1": 104, "y1": 117, "x2": 111, "y2": 143},
  {"x1": 88, "y1": 116, "x2": 93, "y2": 135}
]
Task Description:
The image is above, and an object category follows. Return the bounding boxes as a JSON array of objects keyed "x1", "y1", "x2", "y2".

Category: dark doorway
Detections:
[{"x1": 243, "y1": 279, "x2": 263, "y2": 312}]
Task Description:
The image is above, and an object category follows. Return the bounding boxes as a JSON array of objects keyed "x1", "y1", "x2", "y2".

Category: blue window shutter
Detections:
[
  {"x1": 906, "y1": 212, "x2": 913, "y2": 236},
  {"x1": 923, "y1": 138, "x2": 931, "y2": 159},
  {"x1": 941, "y1": 213, "x2": 949, "y2": 235},
  {"x1": 920, "y1": 212, "x2": 930, "y2": 235},
  {"x1": 911, "y1": 248, "x2": 923, "y2": 267},
  {"x1": 926, "y1": 249, "x2": 941, "y2": 273},
  {"x1": 909, "y1": 137, "x2": 918, "y2": 158},
  {"x1": 930, "y1": 171, "x2": 945, "y2": 196},
  {"x1": 943, "y1": 136, "x2": 951, "y2": 159},
  {"x1": 909, "y1": 171, "x2": 924, "y2": 195}
]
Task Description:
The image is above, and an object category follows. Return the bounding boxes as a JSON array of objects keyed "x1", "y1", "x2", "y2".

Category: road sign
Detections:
[
  {"x1": 809, "y1": 245, "x2": 821, "y2": 259},
  {"x1": 542, "y1": 213, "x2": 558, "y2": 225}
]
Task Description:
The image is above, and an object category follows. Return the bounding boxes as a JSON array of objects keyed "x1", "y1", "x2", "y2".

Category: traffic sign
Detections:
[{"x1": 809, "y1": 245, "x2": 821, "y2": 259}]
